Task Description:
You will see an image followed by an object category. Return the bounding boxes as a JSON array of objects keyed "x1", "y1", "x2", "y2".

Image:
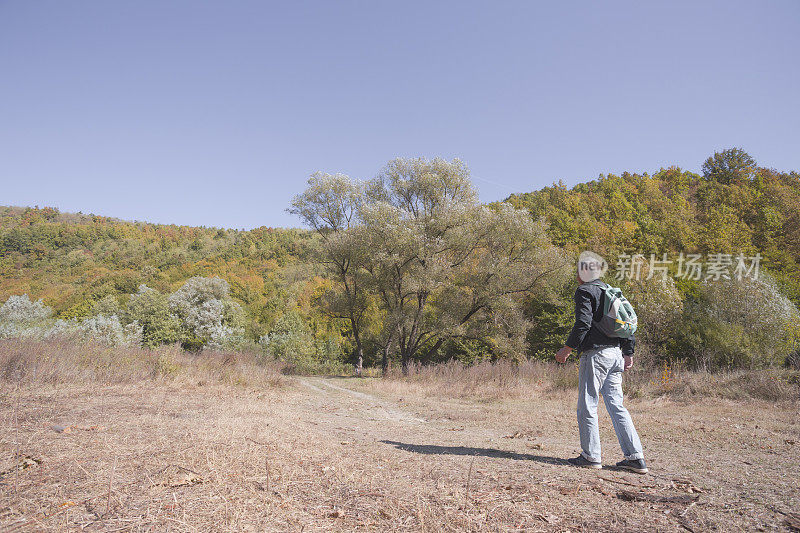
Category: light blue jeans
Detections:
[{"x1": 577, "y1": 346, "x2": 644, "y2": 463}]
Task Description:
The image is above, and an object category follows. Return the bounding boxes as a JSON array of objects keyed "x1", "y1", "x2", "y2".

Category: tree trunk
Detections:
[
  {"x1": 355, "y1": 346, "x2": 363, "y2": 376},
  {"x1": 398, "y1": 331, "x2": 412, "y2": 376},
  {"x1": 381, "y1": 327, "x2": 397, "y2": 377},
  {"x1": 423, "y1": 338, "x2": 444, "y2": 363},
  {"x1": 381, "y1": 341, "x2": 390, "y2": 376},
  {"x1": 353, "y1": 328, "x2": 363, "y2": 376}
]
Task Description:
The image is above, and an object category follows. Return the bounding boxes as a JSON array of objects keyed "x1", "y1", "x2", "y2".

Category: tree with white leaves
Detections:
[
  {"x1": 0, "y1": 294, "x2": 53, "y2": 325},
  {"x1": 168, "y1": 277, "x2": 246, "y2": 350}
]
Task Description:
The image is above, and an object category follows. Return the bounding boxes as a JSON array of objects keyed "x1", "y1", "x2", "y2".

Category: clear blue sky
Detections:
[{"x1": 1, "y1": 1, "x2": 798, "y2": 229}]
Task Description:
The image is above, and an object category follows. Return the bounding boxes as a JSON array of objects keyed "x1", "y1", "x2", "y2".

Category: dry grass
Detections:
[
  {"x1": 1, "y1": 342, "x2": 799, "y2": 531},
  {"x1": 0, "y1": 338, "x2": 287, "y2": 388},
  {"x1": 382, "y1": 360, "x2": 555, "y2": 401},
  {"x1": 624, "y1": 362, "x2": 800, "y2": 402},
  {"x1": 382, "y1": 358, "x2": 800, "y2": 404}
]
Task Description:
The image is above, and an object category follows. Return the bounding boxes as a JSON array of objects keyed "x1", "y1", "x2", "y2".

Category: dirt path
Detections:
[
  {"x1": 1, "y1": 377, "x2": 798, "y2": 531},
  {"x1": 300, "y1": 378, "x2": 427, "y2": 423}
]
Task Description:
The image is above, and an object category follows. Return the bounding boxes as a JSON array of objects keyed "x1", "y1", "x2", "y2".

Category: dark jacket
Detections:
[{"x1": 565, "y1": 280, "x2": 635, "y2": 356}]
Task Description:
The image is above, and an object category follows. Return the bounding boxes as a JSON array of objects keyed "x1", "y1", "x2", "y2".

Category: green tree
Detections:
[
  {"x1": 127, "y1": 285, "x2": 182, "y2": 348},
  {"x1": 702, "y1": 148, "x2": 757, "y2": 185},
  {"x1": 92, "y1": 295, "x2": 121, "y2": 317},
  {"x1": 259, "y1": 310, "x2": 316, "y2": 370}
]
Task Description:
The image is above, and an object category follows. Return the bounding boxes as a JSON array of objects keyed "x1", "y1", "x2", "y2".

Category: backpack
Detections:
[{"x1": 591, "y1": 282, "x2": 638, "y2": 339}]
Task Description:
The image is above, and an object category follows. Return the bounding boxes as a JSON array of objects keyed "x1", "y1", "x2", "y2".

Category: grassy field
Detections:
[{"x1": 1, "y1": 341, "x2": 799, "y2": 532}]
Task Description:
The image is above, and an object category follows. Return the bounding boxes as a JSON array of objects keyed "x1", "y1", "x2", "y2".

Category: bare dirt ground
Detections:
[{"x1": 1, "y1": 376, "x2": 798, "y2": 532}]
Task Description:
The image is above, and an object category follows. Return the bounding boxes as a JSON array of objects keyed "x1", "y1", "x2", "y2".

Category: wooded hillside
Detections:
[
  {"x1": 0, "y1": 206, "x2": 322, "y2": 340},
  {"x1": 2, "y1": 149, "x2": 799, "y2": 369},
  {"x1": 505, "y1": 149, "x2": 800, "y2": 303}
]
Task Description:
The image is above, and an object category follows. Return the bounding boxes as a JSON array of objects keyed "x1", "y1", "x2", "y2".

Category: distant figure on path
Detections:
[{"x1": 554, "y1": 252, "x2": 648, "y2": 474}]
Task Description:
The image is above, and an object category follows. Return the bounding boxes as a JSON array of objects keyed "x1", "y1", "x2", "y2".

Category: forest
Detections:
[{"x1": 2, "y1": 148, "x2": 799, "y2": 372}]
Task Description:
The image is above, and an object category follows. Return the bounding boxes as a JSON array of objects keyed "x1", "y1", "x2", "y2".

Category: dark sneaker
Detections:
[
  {"x1": 616, "y1": 458, "x2": 648, "y2": 474},
  {"x1": 567, "y1": 455, "x2": 602, "y2": 469}
]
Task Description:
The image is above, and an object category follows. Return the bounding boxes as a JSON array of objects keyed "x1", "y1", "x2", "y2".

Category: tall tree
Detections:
[
  {"x1": 289, "y1": 173, "x2": 371, "y2": 373},
  {"x1": 361, "y1": 158, "x2": 479, "y2": 373},
  {"x1": 362, "y1": 157, "x2": 561, "y2": 373}
]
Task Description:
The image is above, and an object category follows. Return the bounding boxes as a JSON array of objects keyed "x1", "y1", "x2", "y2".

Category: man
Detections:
[{"x1": 554, "y1": 253, "x2": 647, "y2": 474}]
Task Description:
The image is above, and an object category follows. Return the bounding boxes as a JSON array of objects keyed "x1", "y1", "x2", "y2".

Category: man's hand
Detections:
[
  {"x1": 555, "y1": 346, "x2": 573, "y2": 364},
  {"x1": 623, "y1": 355, "x2": 633, "y2": 370}
]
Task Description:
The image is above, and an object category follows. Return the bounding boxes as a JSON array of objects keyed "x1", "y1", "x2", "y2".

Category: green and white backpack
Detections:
[{"x1": 592, "y1": 282, "x2": 638, "y2": 339}]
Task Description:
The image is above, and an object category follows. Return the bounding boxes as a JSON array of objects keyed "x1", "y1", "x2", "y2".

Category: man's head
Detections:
[{"x1": 577, "y1": 251, "x2": 607, "y2": 284}]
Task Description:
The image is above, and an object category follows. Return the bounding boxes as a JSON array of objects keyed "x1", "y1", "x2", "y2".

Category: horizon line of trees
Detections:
[{"x1": 1, "y1": 148, "x2": 799, "y2": 371}]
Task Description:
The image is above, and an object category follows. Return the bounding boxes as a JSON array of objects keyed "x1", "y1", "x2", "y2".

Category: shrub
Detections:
[
  {"x1": 679, "y1": 275, "x2": 800, "y2": 368},
  {"x1": 77, "y1": 315, "x2": 143, "y2": 347},
  {"x1": 260, "y1": 311, "x2": 314, "y2": 366},
  {"x1": 92, "y1": 294, "x2": 122, "y2": 317},
  {"x1": 44, "y1": 315, "x2": 142, "y2": 347},
  {"x1": 0, "y1": 294, "x2": 53, "y2": 325},
  {"x1": 623, "y1": 275, "x2": 684, "y2": 363},
  {"x1": 788, "y1": 348, "x2": 800, "y2": 369},
  {"x1": 168, "y1": 277, "x2": 246, "y2": 350},
  {"x1": 259, "y1": 311, "x2": 344, "y2": 373},
  {"x1": 0, "y1": 322, "x2": 27, "y2": 340},
  {"x1": 127, "y1": 285, "x2": 182, "y2": 348}
]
